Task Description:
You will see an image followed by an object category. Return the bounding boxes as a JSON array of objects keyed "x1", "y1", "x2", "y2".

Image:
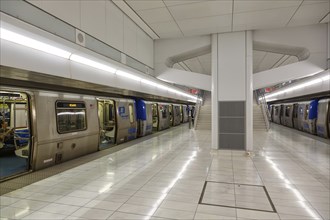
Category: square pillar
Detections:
[{"x1": 211, "y1": 31, "x2": 253, "y2": 151}]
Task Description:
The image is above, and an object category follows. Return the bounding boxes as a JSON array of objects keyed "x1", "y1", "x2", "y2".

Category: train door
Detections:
[
  {"x1": 152, "y1": 103, "x2": 158, "y2": 131},
  {"x1": 0, "y1": 91, "x2": 31, "y2": 180},
  {"x1": 292, "y1": 104, "x2": 299, "y2": 129},
  {"x1": 97, "y1": 99, "x2": 116, "y2": 150},
  {"x1": 180, "y1": 105, "x2": 183, "y2": 123},
  {"x1": 169, "y1": 104, "x2": 173, "y2": 126},
  {"x1": 302, "y1": 104, "x2": 310, "y2": 132},
  {"x1": 328, "y1": 103, "x2": 330, "y2": 138}
]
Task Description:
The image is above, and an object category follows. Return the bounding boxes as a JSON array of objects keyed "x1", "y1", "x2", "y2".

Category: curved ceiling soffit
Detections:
[
  {"x1": 165, "y1": 41, "x2": 309, "y2": 69},
  {"x1": 165, "y1": 45, "x2": 211, "y2": 68},
  {"x1": 253, "y1": 41, "x2": 310, "y2": 61}
]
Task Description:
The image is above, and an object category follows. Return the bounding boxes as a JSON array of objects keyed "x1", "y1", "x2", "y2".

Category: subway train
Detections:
[
  {"x1": 0, "y1": 86, "x2": 192, "y2": 180},
  {"x1": 270, "y1": 98, "x2": 330, "y2": 139}
]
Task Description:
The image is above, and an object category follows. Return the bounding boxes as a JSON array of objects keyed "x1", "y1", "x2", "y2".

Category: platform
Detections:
[{"x1": 0, "y1": 124, "x2": 329, "y2": 220}]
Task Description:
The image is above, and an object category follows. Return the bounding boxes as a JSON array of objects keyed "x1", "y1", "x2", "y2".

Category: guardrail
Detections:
[{"x1": 255, "y1": 90, "x2": 271, "y2": 131}]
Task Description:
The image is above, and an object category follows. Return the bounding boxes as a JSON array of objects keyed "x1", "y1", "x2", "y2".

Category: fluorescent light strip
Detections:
[
  {"x1": 70, "y1": 54, "x2": 116, "y2": 73},
  {"x1": 0, "y1": 28, "x2": 71, "y2": 59},
  {"x1": 265, "y1": 74, "x2": 330, "y2": 100},
  {"x1": 116, "y1": 70, "x2": 141, "y2": 81}
]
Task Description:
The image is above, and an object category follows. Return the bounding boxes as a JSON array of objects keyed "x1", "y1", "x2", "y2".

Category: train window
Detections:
[
  {"x1": 275, "y1": 107, "x2": 279, "y2": 115},
  {"x1": 56, "y1": 101, "x2": 87, "y2": 133},
  {"x1": 128, "y1": 104, "x2": 134, "y2": 123},
  {"x1": 161, "y1": 106, "x2": 167, "y2": 119}
]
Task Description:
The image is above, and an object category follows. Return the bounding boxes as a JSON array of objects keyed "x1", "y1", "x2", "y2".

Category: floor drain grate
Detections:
[{"x1": 199, "y1": 181, "x2": 277, "y2": 213}]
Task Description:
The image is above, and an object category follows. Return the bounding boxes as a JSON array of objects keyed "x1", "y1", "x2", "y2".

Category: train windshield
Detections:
[{"x1": 0, "y1": 91, "x2": 31, "y2": 180}]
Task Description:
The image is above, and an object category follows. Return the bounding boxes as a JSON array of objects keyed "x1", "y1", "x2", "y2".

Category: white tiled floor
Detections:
[{"x1": 0, "y1": 124, "x2": 329, "y2": 220}]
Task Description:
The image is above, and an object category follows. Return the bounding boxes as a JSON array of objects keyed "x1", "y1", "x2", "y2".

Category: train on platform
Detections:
[
  {"x1": 270, "y1": 98, "x2": 330, "y2": 139},
  {"x1": 0, "y1": 86, "x2": 193, "y2": 180}
]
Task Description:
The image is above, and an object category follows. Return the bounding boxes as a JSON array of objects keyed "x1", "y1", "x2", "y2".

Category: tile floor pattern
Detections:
[{"x1": 0, "y1": 123, "x2": 329, "y2": 220}]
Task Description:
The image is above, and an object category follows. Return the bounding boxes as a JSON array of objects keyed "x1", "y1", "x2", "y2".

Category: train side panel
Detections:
[{"x1": 34, "y1": 92, "x2": 99, "y2": 170}]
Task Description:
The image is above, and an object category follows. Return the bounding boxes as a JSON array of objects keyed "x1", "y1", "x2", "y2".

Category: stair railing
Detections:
[
  {"x1": 255, "y1": 90, "x2": 271, "y2": 131},
  {"x1": 193, "y1": 94, "x2": 204, "y2": 130}
]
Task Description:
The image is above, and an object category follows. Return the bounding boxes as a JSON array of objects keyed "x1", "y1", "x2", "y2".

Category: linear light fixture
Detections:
[
  {"x1": 141, "y1": 79, "x2": 158, "y2": 87},
  {"x1": 0, "y1": 28, "x2": 71, "y2": 59},
  {"x1": 70, "y1": 54, "x2": 116, "y2": 73},
  {"x1": 116, "y1": 70, "x2": 141, "y2": 81},
  {"x1": 265, "y1": 73, "x2": 330, "y2": 100}
]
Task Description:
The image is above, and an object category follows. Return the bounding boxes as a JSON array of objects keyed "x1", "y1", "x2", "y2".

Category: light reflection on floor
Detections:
[{"x1": 0, "y1": 124, "x2": 329, "y2": 220}]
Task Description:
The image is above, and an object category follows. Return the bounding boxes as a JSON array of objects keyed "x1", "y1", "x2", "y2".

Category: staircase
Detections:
[
  {"x1": 195, "y1": 92, "x2": 211, "y2": 130},
  {"x1": 253, "y1": 97, "x2": 267, "y2": 131}
]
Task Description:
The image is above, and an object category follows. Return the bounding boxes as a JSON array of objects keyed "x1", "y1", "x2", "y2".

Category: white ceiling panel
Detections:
[
  {"x1": 117, "y1": 0, "x2": 327, "y2": 39},
  {"x1": 137, "y1": 7, "x2": 173, "y2": 24},
  {"x1": 256, "y1": 52, "x2": 283, "y2": 73},
  {"x1": 198, "y1": 53, "x2": 211, "y2": 74},
  {"x1": 253, "y1": 50, "x2": 267, "y2": 72},
  {"x1": 281, "y1": 56, "x2": 299, "y2": 66},
  {"x1": 233, "y1": 7, "x2": 297, "y2": 31},
  {"x1": 125, "y1": 0, "x2": 165, "y2": 11},
  {"x1": 234, "y1": 0, "x2": 301, "y2": 14},
  {"x1": 149, "y1": 21, "x2": 183, "y2": 38},
  {"x1": 178, "y1": 14, "x2": 232, "y2": 35},
  {"x1": 173, "y1": 63, "x2": 186, "y2": 71},
  {"x1": 168, "y1": 1, "x2": 232, "y2": 21},
  {"x1": 288, "y1": 2, "x2": 330, "y2": 26},
  {"x1": 163, "y1": 0, "x2": 202, "y2": 7},
  {"x1": 320, "y1": 13, "x2": 329, "y2": 23},
  {"x1": 183, "y1": 58, "x2": 204, "y2": 74}
]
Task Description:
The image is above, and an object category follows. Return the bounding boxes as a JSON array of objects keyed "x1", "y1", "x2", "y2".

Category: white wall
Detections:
[
  {"x1": 26, "y1": 0, "x2": 154, "y2": 68},
  {"x1": 218, "y1": 32, "x2": 246, "y2": 101}
]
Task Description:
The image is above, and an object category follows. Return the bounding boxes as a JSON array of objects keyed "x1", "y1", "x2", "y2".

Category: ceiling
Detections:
[
  {"x1": 123, "y1": 0, "x2": 329, "y2": 39},
  {"x1": 115, "y1": 0, "x2": 328, "y2": 90}
]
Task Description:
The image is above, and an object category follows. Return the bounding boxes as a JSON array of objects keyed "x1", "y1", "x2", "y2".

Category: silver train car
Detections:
[
  {"x1": 0, "y1": 87, "x2": 192, "y2": 180},
  {"x1": 270, "y1": 98, "x2": 330, "y2": 139}
]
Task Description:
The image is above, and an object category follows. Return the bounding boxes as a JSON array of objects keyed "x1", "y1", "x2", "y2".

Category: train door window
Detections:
[
  {"x1": 285, "y1": 106, "x2": 291, "y2": 117},
  {"x1": 275, "y1": 106, "x2": 279, "y2": 116},
  {"x1": 152, "y1": 104, "x2": 158, "y2": 129},
  {"x1": 180, "y1": 105, "x2": 183, "y2": 122},
  {"x1": 169, "y1": 105, "x2": 172, "y2": 124},
  {"x1": 293, "y1": 105, "x2": 298, "y2": 119},
  {"x1": 304, "y1": 105, "x2": 309, "y2": 120},
  {"x1": 162, "y1": 106, "x2": 167, "y2": 118},
  {"x1": 56, "y1": 101, "x2": 87, "y2": 133},
  {"x1": 128, "y1": 103, "x2": 134, "y2": 123},
  {"x1": 0, "y1": 91, "x2": 31, "y2": 180},
  {"x1": 97, "y1": 99, "x2": 115, "y2": 150}
]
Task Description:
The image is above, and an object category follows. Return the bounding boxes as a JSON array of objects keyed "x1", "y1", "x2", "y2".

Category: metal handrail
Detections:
[
  {"x1": 193, "y1": 93, "x2": 205, "y2": 130},
  {"x1": 255, "y1": 90, "x2": 271, "y2": 131}
]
